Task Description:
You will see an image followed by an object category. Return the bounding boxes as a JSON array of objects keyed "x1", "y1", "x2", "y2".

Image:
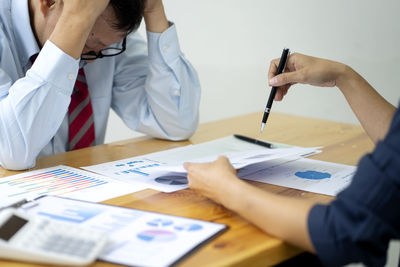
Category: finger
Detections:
[
  {"x1": 270, "y1": 71, "x2": 304, "y2": 87},
  {"x1": 272, "y1": 83, "x2": 289, "y2": 101},
  {"x1": 274, "y1": 89, "x2": 284, "y2": 101},
  {"x1": 183, "y1": 162, "x2": 191, "y2": 170},
  {"x1": 268, "y1": 58, "x2": 281, "y2": 81},
  {"x1": 217, "y1": 156, "x2": 232, "y2": 166},
  {"x1": 217, "y1": 155, "x2": 229, "y2": 162},
  {"x1": 183, "y1": 162, "x2": 199, "y2": 171},
  {"x1": 277, "y1": 88, "x2": 289, "y2": 100}
]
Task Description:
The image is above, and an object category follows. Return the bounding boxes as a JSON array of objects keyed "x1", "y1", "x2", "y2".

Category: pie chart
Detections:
[
  {"x1": 137, "y1": 230, "x2": 177, "y2": 242},
  {"x1": 155, "y1": 176, "x2": 188, "y2": 185},
  {"x1": 295, "y1": 170, "x2": 331, "y2": 180},
  {"x1": 147, "y1": 218, "x2": 174, "y2": 227},
  {"x1": 174, "y1": 223, "x2": 203, "y2": 231}
]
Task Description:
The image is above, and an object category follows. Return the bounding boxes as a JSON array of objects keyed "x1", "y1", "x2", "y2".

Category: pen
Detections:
[
  {"x1": 0, "y1": 199, "x2": 29, "y2": 212},
  {"x1": 260, "y1": 48, "x2": 290, "y2": 133},
  {"x1": 234, "y1": 134, "x2": 273, "y2": 149}
]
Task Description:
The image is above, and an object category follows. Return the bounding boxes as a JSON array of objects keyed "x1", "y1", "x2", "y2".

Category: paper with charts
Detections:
[
  {"x1": 0, "y1": 166, "x2": 146, "y2": 208},
  {"x1": 82, "y1": 136, "x2": 320, "y2": 193},
  {"x1": 21, "y1": 195, "x2": 227, "y2": 267},
  {"x1": 238, "y1": 157, "x2": 356, "y2": 196}
]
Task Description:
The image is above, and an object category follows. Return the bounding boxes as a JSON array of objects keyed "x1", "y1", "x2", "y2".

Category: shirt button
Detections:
[
  {"x1": 173, "y1": 89, "x2": 180, "y2": 96},
  {"x1": 68, "y1": 74, "x2": 75, "y2": 80},
  {"x1": 162, "y1": 45, "x2": 169, "y2": 53}
]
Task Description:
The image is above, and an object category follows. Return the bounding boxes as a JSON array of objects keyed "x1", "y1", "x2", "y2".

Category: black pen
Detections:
[
  {"x1": 0, "y1": 199, "x2": 29, "y2": 212},
  {"x1": 260, "y1": 48, "x2": 290, "y2": 133},
  {"x1": 234, "y1": 134, "x2": 273, "y2": 149}
]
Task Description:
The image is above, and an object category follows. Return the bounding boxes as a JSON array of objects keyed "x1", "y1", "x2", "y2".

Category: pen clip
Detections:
[{"x1": 282, "y1": 48, "x2": 290, "y2": 73}]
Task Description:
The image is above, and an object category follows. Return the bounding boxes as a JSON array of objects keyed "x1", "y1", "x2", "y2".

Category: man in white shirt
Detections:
[{"x1": 0, "y1": 0, "x2": 201, "y2": 170}]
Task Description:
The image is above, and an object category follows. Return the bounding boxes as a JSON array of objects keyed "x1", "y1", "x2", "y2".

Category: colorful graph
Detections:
[
  {"x1": 0, "y1": 167, "x2": 109, "y2": 200},
  {"x1": 137, "y1": 230, "x2": 177, "y2": 242},
  {"x1": 295, "y1": 170, "x2": 331, "y2": 180},
  {"x1": 38, "y1": 206, "x2": 103, "y2": 223},
  {"x1": 113, "y1": 159, "x2": 161, "y2": 176}
]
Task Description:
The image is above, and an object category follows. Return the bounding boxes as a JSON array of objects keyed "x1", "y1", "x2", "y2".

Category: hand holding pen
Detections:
[
  {"x1": 260, "y1": 48, "x2": 290, "y2": 133},
  {"x1": 269, "y1": 52, "x2": 343, "y2": 90}
]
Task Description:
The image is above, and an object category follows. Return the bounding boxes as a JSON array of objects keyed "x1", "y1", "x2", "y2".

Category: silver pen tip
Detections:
[{"x1": 260, "y1": 123, "x2": 265, "y2": 133}]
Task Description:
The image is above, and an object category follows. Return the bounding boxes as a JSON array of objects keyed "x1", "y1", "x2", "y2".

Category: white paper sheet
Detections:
[
  {"x1": 238, "y1": 157, "x2": 356, "y2": 196},
  {"x1": 83, "y1": 136, "x2": 321, "y2": 193}
]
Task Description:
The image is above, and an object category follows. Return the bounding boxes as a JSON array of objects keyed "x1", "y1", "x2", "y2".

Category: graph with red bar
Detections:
[{"x1": 0, "y1": 165, "x2": 144, "y2": 206}]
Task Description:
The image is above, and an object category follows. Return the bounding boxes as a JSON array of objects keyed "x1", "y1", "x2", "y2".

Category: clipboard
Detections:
[{"x1": 18, "y1": 195, "x2": 228, "y2": 267}]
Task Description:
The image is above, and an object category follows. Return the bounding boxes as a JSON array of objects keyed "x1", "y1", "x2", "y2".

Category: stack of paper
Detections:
[{"x1": 82, "y1": 136, "x2": 321, "y2": 193}]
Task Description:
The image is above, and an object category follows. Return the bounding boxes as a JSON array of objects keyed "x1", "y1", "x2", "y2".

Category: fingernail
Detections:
[{"x1": 269, "y1": 77, "x2": 277, "y2": 85}]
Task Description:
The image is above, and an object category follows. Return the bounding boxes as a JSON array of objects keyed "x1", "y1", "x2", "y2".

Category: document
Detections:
[
  {"x1": 83, "y1": 136, "x2": 321, "y2": 193},
  {"x1": 0, "y1": 166, "x2": 146, "y2": 208},
  {"x1": 21, "y1": 196, "x2": 227, "y2": 267},
  {"x1": 238, "y1": 157, "x2": 356, "y2": 196}
]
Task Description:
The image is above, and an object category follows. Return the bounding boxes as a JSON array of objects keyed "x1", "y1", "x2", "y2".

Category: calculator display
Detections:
[{"x1": 0, "y1": 215, "x2": 28, "y2": 241}]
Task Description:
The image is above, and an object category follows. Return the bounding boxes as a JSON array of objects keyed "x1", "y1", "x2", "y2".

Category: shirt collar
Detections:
[{"x1": 11, "y1": 0, "x2": 40, "y2": 66}]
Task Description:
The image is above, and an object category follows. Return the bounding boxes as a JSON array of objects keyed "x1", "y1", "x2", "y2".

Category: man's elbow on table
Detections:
[
  {"x1": 162, "y1": 116, "x2": 199, "y2": 141},
  {"x1": 0, "y1": 153, "x2": 36, "y2": 171}
]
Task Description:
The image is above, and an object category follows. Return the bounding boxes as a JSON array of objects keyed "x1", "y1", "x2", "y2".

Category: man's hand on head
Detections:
[
  {"x1": 143, "y1": 0, "x2": 169, "y2": 33},
  {"x1": 47, "y1": 0, "x2": 110, "y2": 59},
  {"x1": 143, "y1": 0, "x2": 164, "y2": 14},
  {"x1": 61, "y1": 0, "x2": 110, "y2": 24}
]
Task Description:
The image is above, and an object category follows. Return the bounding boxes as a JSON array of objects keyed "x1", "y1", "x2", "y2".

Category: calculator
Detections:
[{"x1": 0, "y1": 208, "x2": 109, "y2": 266}]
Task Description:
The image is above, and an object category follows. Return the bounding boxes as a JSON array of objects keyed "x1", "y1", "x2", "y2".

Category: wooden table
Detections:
[{"x1": 0, "y1": 112, "x2": 374, "y2": 267}]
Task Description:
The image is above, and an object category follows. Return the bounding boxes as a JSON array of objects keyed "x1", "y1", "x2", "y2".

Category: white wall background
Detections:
[{"x1": 105, "y1": 0, "x2": 400, "y2": 143}]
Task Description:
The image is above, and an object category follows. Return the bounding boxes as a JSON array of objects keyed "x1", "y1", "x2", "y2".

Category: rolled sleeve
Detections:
[{"x1": 308, "y1": 148, "x2": 400, "y2": 266}]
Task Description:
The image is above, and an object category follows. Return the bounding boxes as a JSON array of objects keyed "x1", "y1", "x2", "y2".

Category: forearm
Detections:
[
  {"x1": 144, "y1": 4, "x2": 169, "y2": 33},
  {"x1": 221, "y1": 179, "x2": 316, "y2": 252},
  {"x1": 0, "y1": 81, "x2": 70, "y2": 170},
  {"x1": 49, "y1": 13, "x2": 96, "y2": 59},
  {"x1": 117, "y1": 28, "x2": 200, "y2": 140},
  {"x1": 0, "y1": 43, "x2": 77, "y2": 170},
  {"x1": 336, "y1": 65, "x2": 396, "y2": 143}
]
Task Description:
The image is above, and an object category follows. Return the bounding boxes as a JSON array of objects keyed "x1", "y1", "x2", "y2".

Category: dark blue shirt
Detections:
[{"x1": 308, "y1": 107, "x2": 400, "y2": 266}]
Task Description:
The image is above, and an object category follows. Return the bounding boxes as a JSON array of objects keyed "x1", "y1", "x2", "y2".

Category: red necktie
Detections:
[
  {"x1": 30, "y1": 55, "x2": 95, "y2": 150},
  {"x1": 68, "y1": 69, "x2": 95, "y2": 150}
]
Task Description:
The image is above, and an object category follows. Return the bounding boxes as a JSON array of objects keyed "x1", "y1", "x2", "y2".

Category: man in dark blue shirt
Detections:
[
  {"x1": 184, "y1": 53, "x2": 400, "y2": 266},
  {"x1": 309, "y1": 108, "x2": 400, "y2": 266}
]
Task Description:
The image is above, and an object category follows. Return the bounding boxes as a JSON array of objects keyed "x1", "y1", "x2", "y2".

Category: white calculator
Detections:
[{"x1": 0, "y1": 208, "x2": 109, "y2": 266}]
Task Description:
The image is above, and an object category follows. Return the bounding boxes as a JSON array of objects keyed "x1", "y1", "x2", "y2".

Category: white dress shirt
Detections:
[{"x1": 0, "y1": 0, "x2": 201, "y2": 170}]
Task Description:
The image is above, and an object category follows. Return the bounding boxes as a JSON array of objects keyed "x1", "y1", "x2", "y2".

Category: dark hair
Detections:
[{"x1": 109, "y1": 0, "x2": 144, "y2": 33}]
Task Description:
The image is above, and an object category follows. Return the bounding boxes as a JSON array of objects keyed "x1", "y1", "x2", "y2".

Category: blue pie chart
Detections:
[
  {"x1": 295, "y1": 170, "x2": 331, "y2": 180},
  {"x1": 174, "y1": 223, "x2": 203, "y2": 232},
  {"x1": 147, "y1": 218, "x2": 174, "y2": 227}
]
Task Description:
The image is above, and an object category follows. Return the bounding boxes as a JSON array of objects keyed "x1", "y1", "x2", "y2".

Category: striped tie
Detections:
[{"x1": 68, "y1": 69, "x2": 95, "y2": 150}]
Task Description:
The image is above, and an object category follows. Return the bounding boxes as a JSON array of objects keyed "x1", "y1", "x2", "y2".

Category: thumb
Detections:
[
  {"x1": 269, "y1": 71, "x2": 302, "y2": 87},
  {"x1": 183, "y1": 162, "x2": 191, "y2": 170}
]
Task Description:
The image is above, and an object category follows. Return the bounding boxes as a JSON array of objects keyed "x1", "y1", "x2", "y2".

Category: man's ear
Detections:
[{"x1": 38, "y1": 0, "x2": 57, "y2": 16}]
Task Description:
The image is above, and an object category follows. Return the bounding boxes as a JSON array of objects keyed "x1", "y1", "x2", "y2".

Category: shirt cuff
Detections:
[
  {"x1": 30, "y1": 41, "x2": 79, "y2": 95},
  {"x1": 146, "y1": 23, "x2": 182, "y2": 66}
]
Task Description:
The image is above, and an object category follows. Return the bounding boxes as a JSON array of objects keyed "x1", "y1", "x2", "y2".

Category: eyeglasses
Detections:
[{"x1": 81, "y1": 37, "x2": 126, "y2": 60}]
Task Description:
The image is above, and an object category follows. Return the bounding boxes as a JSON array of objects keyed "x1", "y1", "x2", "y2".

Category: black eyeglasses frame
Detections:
[{"x1": 81, "y1": 37, "x2": 127, "y2": 60}]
